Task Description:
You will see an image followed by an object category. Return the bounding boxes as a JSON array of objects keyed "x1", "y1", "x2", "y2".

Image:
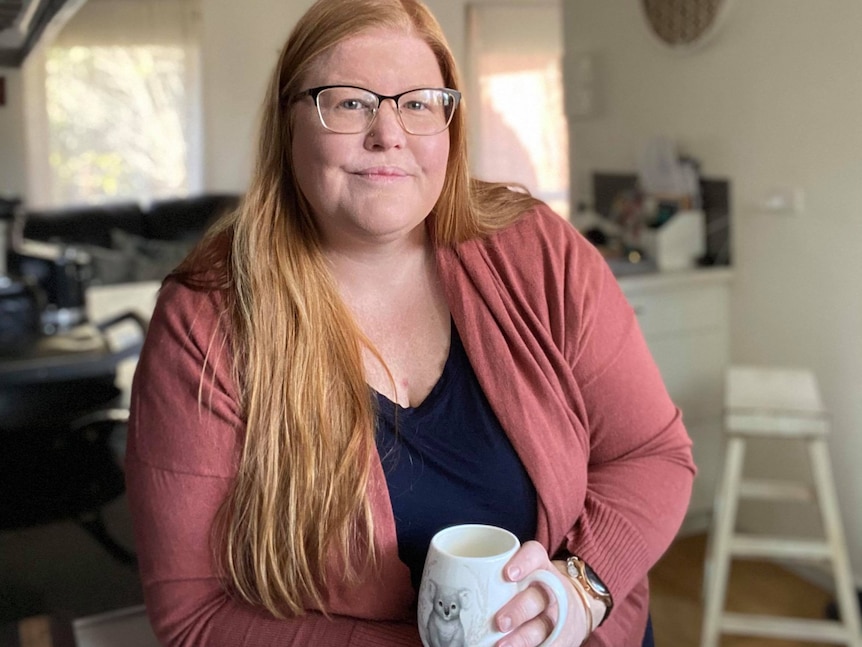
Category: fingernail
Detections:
[
  {"x1": 507, "y1": 566, "x2": 521, "y2": 580},
  {"x1": 498, "y1": 616, "x2": 512, "y2": 632}
]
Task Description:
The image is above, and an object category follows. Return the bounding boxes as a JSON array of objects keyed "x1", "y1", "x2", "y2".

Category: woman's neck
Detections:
[{"x1": 323, "y1": 222, "x2": 435, "y2": 299}]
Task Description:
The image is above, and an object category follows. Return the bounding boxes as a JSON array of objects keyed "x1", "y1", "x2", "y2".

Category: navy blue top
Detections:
[{"x1": 374, "y1": 322, "x2": 538, "y2": 592}]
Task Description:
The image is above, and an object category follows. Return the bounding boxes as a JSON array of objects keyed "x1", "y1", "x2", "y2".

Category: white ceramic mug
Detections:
[{"x1": 418, "y1": 524, "x2": 569, "y2": 647}]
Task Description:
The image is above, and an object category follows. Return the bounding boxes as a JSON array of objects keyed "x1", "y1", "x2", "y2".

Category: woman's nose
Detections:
[{"x1": 365, "y1": 99, "x2": 406, "y2": 148}]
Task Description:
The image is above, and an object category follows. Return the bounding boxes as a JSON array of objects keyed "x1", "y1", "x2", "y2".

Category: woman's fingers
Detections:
[
  {"x1": 495, "y1": 580, "x2": 554, "y2": 631},
  {"x1": 504, "y1": 540, "x2": 552, "y2": 582},
  {"x1": 496, "y1": 613, "x2": 557, "y2": 647},
  {"x1": 495, "y1": 541, "x2": 561, "y2": 644}
]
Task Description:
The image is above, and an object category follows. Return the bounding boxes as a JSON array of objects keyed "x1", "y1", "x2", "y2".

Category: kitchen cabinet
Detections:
[{"x1": 618, "y1": 268, "x2": 733, "y2": 525}]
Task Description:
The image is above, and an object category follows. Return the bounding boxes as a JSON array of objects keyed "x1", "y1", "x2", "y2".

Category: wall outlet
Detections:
[{"x1": 759, "y1": 187, "x2": 805, "y2": 214}]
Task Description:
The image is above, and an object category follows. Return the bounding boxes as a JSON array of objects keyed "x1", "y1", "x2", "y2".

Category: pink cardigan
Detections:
[{"x1": 125, "y1": 205, "x2": 695, "y2": 646}]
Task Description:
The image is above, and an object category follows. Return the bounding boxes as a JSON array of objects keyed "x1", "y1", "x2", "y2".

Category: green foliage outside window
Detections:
[{"x1": 45, "y1": 45, "x2": 189, "y2": 205}]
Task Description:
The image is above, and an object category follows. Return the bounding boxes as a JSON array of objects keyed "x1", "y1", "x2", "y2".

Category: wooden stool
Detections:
[{"x1": 701, "y1": 365, "x2": 862, "y2": 647}]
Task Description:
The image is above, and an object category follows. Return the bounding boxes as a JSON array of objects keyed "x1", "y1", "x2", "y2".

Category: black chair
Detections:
[{"x1": 0, "y1": 312, "x2": 147, "y2": 566}]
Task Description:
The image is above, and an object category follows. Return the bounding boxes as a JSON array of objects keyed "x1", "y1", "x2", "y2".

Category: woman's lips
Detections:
[{"x1": 353, "y1": 166, "x2": 410, "y2": 181}]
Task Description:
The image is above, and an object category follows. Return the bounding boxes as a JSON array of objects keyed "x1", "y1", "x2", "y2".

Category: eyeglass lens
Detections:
[{"x1": 315, "y1": 87, "x2": 457, "y2": 135}]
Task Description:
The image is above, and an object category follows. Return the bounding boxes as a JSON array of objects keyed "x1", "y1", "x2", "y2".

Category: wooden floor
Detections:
[{"x1": 649, "y1": 533, "x2": 838, "y2": 647}]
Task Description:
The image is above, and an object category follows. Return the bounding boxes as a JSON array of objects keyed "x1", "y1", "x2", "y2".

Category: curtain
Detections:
[
  {"x1": 23, "y1": 0, "x2": 202, "y2": 208},
  {"x1": 466, "y1": 3, "x2": 569, "y2": 219}
]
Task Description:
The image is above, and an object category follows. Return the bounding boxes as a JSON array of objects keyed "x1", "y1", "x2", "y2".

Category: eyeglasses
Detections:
[{"x1": 296, "y1": 85, "x2": 461, "y2": 136}]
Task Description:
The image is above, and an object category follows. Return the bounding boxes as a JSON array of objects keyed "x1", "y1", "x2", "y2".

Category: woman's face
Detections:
[{"x1": 291, "y1": 27, "x2": 451, "y2": 250}]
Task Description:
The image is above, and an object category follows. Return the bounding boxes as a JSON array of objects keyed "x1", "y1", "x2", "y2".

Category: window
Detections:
[
  {"x1": 25, "y1": 0, "x2": 201, "y2": 207},
  {"x1": 467, "y1": 3, "x2": 569, "y2": 219}
]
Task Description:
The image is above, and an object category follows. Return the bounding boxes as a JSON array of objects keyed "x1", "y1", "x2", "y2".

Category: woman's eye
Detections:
[
  {"x1": 403, "y1": 100, "x2": 427, "y2": 112},
  {"x1": 339, "y1": 99, "x2": 368, "y2": 111}
]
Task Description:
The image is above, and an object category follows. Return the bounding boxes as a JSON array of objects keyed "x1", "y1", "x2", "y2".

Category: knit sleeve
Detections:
[
  {"x1": 559, "y1": 219, "x2": 696, "y2": 646},
  {"x1": 124, "y1": 279, "x2": 421, "y2": 647}
]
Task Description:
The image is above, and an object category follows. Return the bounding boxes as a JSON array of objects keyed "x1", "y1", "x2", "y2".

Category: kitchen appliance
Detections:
[
  {"x1": 0, "y1": 196, "x2": 93, "y2": 343},
  {"x1": 8, "y1": 238, "x2": 93, "y2": 334},
  {"x1": 1, "y1": 197, "x2": 42, "y2": 354}
]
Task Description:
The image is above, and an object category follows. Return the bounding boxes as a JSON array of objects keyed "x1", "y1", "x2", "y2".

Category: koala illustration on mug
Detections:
[
  {"x1": 424, "y1": 579, "x2": 471, "y2": 647},
  {"x1": 419, "y1": 525, "x2": 568, "y2": 647}
]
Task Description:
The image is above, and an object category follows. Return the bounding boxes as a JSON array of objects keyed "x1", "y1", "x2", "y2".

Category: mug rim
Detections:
[{"x1": 430, "y1": 523, "x2": 519, "y2": 560}]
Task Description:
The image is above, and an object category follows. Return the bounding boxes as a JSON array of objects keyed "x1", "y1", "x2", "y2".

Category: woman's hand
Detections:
[{"x1": 493, "y1": 540, "x2": 592, "y2": 647}]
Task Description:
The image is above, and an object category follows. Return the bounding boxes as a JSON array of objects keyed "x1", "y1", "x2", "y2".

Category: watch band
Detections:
[
  {"x1": 567, "y1": 572, "x2": 595, "y2": 638},
  {"x1": 565, "y1": 555, "x2": 614, "y2": 627}
]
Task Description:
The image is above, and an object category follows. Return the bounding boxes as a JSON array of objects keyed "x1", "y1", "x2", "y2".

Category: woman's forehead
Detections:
[{"x1": 302, "y1": 27, "x2": 444, "y2": 91}]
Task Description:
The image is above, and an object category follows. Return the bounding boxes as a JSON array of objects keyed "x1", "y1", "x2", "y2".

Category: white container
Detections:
[{"x1": 640, "y1": 209, "x2": 706, "y2": 271}]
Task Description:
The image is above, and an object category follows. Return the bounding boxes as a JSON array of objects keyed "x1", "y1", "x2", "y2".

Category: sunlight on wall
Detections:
[{"x1": 468, "y1": 3, "x2": 569, "y2": 219}]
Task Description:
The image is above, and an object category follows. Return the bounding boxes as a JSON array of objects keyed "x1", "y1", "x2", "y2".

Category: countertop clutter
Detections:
[
  {"x1": 583, "y1": 146, "x2": 732, "y2": 275},
  {"x1": 578, "y1": 184, "x2": 712, "y2": 276},
  {"x1": 581, "y1": 206, "x2": 710, "y2": 278}
]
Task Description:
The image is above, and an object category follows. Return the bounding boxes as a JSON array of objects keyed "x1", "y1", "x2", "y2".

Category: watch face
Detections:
[{"x1": 584, "y1": 562, "x2": 610, "y2": 596}]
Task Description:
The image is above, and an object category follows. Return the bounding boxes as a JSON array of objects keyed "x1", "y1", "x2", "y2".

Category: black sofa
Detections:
[{"x1": 20, "y1": 193, "x2": 241, "y2": 285}]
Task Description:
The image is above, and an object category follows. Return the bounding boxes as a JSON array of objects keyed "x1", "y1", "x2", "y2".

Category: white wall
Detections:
[
  {"x1": 565, "y1": 0, "x2": 862, "y2": 585},
  {"x1": 198, "y1": 0, "x2": 314, "y2": 191},
  {"x1": 0, "y1": 67, "x2": 26, "y2": 197}
]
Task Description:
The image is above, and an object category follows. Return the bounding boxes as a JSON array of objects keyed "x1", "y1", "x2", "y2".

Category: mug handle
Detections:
[{"x1": 518, "y1": 570, "x2": 570, "y2": 646}]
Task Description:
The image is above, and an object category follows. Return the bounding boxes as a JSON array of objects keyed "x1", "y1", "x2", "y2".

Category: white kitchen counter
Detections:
[{"x1": 616, "y1": 265, "x2": 733, "y2": 293}]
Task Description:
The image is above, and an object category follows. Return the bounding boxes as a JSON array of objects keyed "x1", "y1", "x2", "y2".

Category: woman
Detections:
[{"x1": 125, "y1": 0, "x2": 696, "y2": 645}]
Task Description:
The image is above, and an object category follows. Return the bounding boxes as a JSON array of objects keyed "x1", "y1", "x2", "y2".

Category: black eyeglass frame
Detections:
[{"x1": 295, "y1": 84, "x2": 462, "y2": 135}]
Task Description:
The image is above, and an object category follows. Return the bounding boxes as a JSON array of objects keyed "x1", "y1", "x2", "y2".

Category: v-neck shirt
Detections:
[{"x1": 374, "y1": 321, "x2": 538, "y2": 592}]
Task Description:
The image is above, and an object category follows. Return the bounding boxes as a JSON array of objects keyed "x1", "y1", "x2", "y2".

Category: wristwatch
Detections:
[{"x1": 565, "y1": 555, "x2": 614, "y2": 627}]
